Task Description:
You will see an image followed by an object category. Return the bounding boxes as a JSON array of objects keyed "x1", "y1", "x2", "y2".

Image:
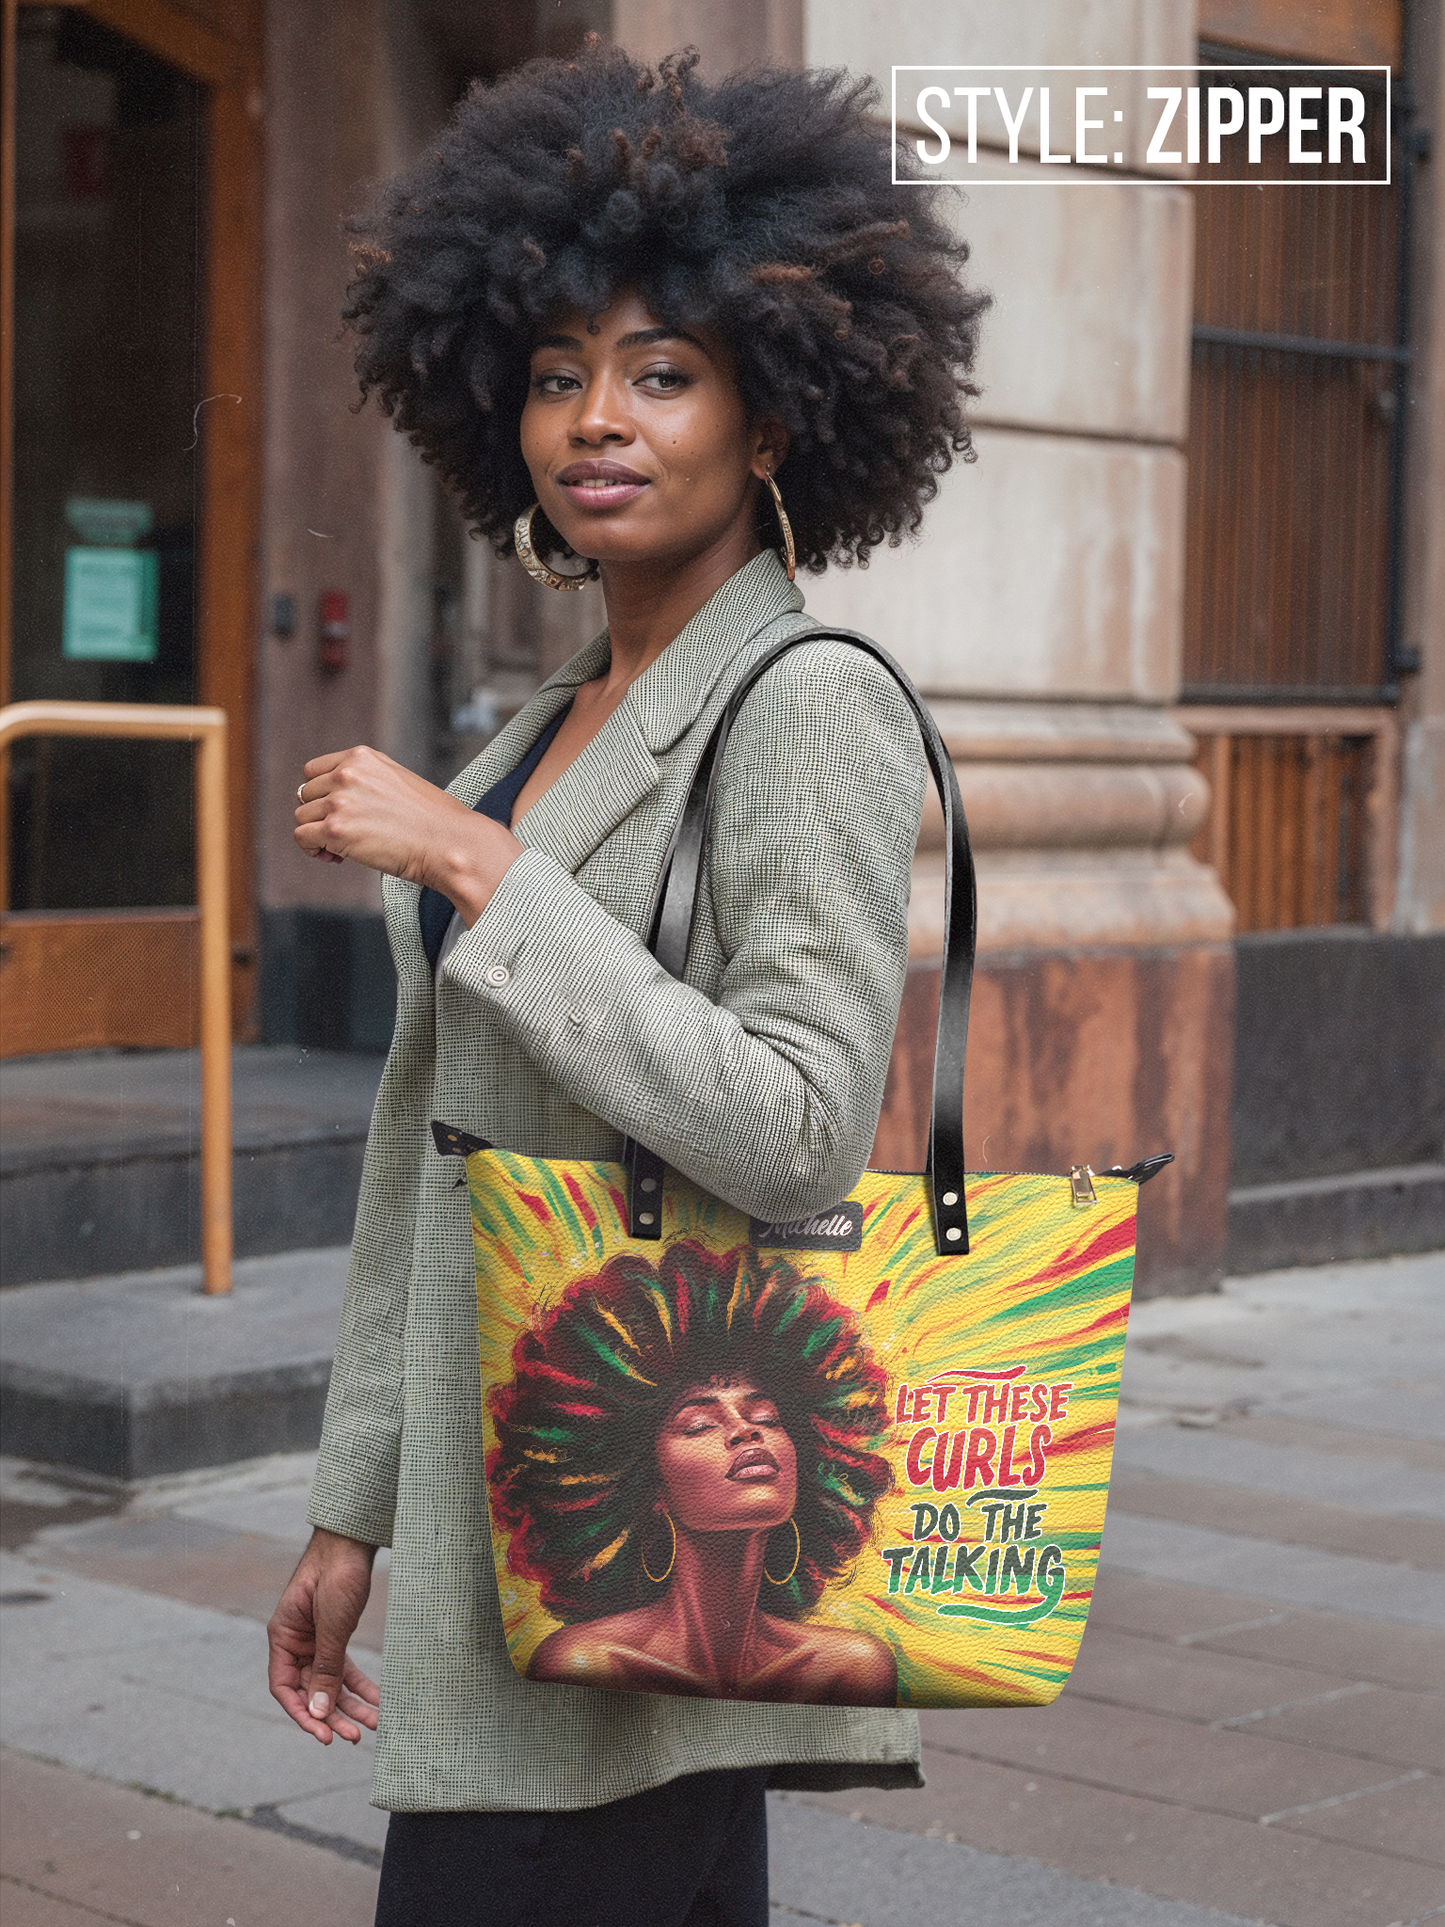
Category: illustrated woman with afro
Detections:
[
  {"x1": 491, "y1": 1241, "x2": 895, "y2": 1705},
  {"x1": 267, "y1": 35, "x2": 984, "y2": 1927}
]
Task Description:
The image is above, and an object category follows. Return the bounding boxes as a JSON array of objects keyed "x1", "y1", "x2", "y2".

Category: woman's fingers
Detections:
[
  {"x1": 291, "y1": 743, "x2": 499, "y2": 892},
  {"x1": 284, "y1": 1664, "x2": 366, "y2": 1745},
  {"x1": 342, "y1": 1655, "x2": 382, "y2": 1710},
  {"x1": 268, "y1": 1529, "x2": 378, "y2": 1746},
  {"x1": 305, "y1": 1621, "x2": 353, "y2": 1727},
  {"x1": 305, "y1": 1660, "x2": 379, "y2": 1743},
  {"x1": 301, "y1": 749, "x2": 351, "y2": 781},
  {"x1": 269, "y1": 1641, "x2": 342, "y2": 1749},
  {"x1": 320, "y1": 1697, "x2": 366, "y2": 1744},
  {"x1": 294, "y1": 796, "x2": 346, "y2": 864}
]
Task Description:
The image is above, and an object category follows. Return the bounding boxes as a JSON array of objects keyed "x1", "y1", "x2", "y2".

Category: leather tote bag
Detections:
[{"x1": 436, "y1": 630, "x2": 1169, "y2": 1710}]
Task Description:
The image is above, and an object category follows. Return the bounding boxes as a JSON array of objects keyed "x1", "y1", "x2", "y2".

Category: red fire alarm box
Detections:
[{"x1": 319, "y1": 590, "x2": 349, "y2": 674}]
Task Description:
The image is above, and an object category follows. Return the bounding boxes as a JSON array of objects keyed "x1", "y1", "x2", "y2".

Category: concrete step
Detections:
[
  {"x1": 0, "y1": 1047, "x2": 384, "y2": 1286},
  {"x1": 1228, "y1": 1160, "x2": 1445, "y2": 1274},
  {"x1": 0, "y1": 1246, "x2": 349, "y2": 1480}
]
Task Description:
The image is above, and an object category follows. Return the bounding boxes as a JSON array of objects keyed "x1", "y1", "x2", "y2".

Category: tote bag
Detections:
[{"x1": 436, "y1": 629, "x2": 1169, "y2": 1710}]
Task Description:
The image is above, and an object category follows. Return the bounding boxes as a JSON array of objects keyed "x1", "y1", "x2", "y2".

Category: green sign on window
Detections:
[{"x1": 63, "y1": 546, "x2": 159, "y2": 662}]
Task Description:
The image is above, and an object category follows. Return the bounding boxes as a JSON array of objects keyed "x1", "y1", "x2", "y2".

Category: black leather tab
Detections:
[
  {"x1": 431, "y1": 1120, "x2": 493, "y2": 1158},
  {"x1": 626, "y1": 1138, "x2": 666, "y2": 1239},
  {"x1": 644, "y1": 628, "x2": 976, "y2": 1258},
  {"x1": 1102, "y1": 1152, "x2": 1175, "y2": 1185}
]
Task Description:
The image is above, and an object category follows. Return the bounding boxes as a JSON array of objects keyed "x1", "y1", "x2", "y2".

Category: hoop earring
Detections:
[
  {"x1": 763, "y1": 1516, "x2": 801, "y2": 1586},
  {"x1": 514, "y1": 504, "x2": 593, "y2": 592},
  {"x1": 641, "y1": 1509, "x2": 677, "y2": 1584},
  {"x1": 763, "y1": 470, "x2": 796, "y2": 583}
]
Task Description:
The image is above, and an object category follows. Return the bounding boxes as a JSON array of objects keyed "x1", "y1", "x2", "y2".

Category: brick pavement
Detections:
[
  {"x1": 0, "y1": 1249, "x2": 1440, "y2": 1926},
  {"x1": 0, "y1": 1752, "x2": 381, "y2": 1926}
]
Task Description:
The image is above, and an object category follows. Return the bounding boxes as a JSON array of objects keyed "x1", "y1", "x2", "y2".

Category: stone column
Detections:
[
  {"x1": 794, "y1": 5, "x2": 1234, "y2": 1294},
  {"x1": 559, "y1": 0, "x2": 1234, "y2": 1290}
]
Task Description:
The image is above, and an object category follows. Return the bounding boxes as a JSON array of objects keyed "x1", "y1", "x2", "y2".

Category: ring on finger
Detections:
[{"x1": 297, "y1": 782, "x2": 307, "y2": 803}]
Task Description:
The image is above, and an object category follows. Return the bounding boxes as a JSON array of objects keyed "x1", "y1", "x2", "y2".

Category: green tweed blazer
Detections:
[{"x1": 309, "y1": 551, "x2": 929, "y2": 1812}]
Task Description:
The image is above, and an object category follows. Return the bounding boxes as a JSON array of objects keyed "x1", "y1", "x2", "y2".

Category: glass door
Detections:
[
  {"x1": 1, "y1": 0, "x2": 260, "y2": 1053},
  {"x1": 10, "y1": 9, "x2": 202, "y2": 913}
]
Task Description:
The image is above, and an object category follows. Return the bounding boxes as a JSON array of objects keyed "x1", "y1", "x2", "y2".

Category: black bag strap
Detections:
[{"x1": 625, "y1": 627, "x2": 976, "y2": 1257}]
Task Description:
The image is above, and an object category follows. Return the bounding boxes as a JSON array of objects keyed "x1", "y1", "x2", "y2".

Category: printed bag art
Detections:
[{"x1": 438, "y1": 630, "x2": 1170, "y2": 1711}]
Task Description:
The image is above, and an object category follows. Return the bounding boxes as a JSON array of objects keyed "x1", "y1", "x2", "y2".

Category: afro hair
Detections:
[
  {"x1": 343, "y1": 40, "x2": 988, "y2": 571},
  {"x1": 486, "y1": 1239, "x2": 893, "y2": 1621}
]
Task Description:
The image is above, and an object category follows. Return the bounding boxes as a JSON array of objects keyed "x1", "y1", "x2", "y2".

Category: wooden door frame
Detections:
[
  {"x1": 1179, "y1": 704, "x2": 1400, "y2": 931},
  {"x1": 0, "y1": 0, "x2": 262, "y2": 1035}
]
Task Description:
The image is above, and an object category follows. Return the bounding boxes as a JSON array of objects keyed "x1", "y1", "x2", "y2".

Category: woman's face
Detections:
[
  {"x1": 519, "y1": 289, "x2": 782, "y2": 574},
  {"x1": 655, "y1": 1378, "x2": 798, "y2": 1536}
]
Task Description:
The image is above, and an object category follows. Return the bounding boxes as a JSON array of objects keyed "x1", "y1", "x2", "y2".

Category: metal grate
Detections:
[{"x1": 1181, "y1": 60, "x2": 1413, "y2": 702}]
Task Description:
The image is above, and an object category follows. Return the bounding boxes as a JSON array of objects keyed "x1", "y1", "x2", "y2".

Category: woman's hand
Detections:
[
  {"x1": 267, "y1": 1527, "x2": 382, "y2": 1745},
  {"x1": 294, "y1": 745, "x2": 520, "y2": 921}
]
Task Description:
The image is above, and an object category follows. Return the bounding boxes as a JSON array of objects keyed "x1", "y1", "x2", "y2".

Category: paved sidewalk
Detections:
[{"x1": 0, "y1": 1250, "x2": 1440, "y2": 1926}]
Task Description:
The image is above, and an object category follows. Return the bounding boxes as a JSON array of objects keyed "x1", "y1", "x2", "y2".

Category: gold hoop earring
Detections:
[
  {"x1": 763, "y1": 1516, "x2": 801, "y2": 1586},
  {"x1": 763, "y1": 470, "x2": 796, "y2": 583},
  {"x1": 514, "y1": 504, "x2": 593, "y2": 592},
  {"x1": 641, "y1": 1509, "x2": 677, "y2": 1584}
]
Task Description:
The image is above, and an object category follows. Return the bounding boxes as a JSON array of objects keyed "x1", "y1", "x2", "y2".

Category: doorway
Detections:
[{"x1": 1, "y1": 0, "x2": 260, "y2": 1053}]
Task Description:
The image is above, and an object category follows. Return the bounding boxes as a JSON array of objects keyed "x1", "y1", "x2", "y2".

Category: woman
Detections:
[
  {"x1": 266, "y1": 39, "x2": 984, "y2": 1927},
  {"x1": 489, "y1": 1240, "x2": 895, "y2": 1705}
]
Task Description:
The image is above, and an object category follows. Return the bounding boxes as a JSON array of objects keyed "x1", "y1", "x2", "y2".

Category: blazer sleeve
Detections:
[
  {"x1": 441, "y1": 641, "x2": 928, "y2": 1223},
  {"x1": 306, "y1": 978, "x2": 433, "y2": 1548}
]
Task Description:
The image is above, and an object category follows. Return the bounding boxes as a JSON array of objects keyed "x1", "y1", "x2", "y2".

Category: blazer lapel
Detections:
[
  {"x1": 448, "y1": 638, "x2": 609, "y2": 810},
  {"x1": 628, "y1": 550, "x2": 804, "y2": 756},
  {"x1": 488, "y1": 552, "x2": 804, "y2": 876},
  {"x1": 511, "y1": 699, "x2": 659, "y2": 873},
  {"x1": 384, "y1": 550, "x2": 805, "y2": 971}
]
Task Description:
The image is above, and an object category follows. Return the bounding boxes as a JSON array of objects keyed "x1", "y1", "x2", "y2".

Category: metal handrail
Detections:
[{"x1": 0, "y1": 701, "x2": 232, "y2": 1294}]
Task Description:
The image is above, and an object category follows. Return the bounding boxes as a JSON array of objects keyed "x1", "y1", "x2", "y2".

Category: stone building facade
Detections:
[
  {"x1": 4, "y1": 0, "x2": 1439, "y2": 1294},
  {"x1": 236, "y1": 0, "x2": 1445, "y2": 1292}
]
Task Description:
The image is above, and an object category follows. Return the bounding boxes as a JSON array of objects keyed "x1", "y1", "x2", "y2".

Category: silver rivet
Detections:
[
  {"x1": 945, "y1": 1226, "x2": 962, "y2": 1242},
  {"x1": 484, "y1": 965, "x2": 510, "y2": 988},
  {"x1": 641, "y1": 1178, "x2": 657, "y2": 1193},
  {"x1": 942, "y1": 1190, "x2": 958, "y2": 1206},
  {"x1": 639, "y1": 1212, "x2": 655, "y2": 1226}
]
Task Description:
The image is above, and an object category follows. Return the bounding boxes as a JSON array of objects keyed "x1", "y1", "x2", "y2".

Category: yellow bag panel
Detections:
[{"x1": 470, "y1": 1153, "x2": 1136, "y2": 1708}]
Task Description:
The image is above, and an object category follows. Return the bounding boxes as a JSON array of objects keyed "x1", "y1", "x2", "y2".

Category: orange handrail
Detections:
[{"x1": 0, "y1": 702, "x2": 232, "y2": 1294}]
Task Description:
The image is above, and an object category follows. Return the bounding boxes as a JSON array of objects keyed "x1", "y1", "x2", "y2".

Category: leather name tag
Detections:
[{"x1": 748, "y1": 1200, "x2": 864, "y2": 1252}]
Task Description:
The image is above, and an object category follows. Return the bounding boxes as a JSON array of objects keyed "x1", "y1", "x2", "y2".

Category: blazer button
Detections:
[{"x1": 484, "y1": 965, "x2": 511, "y2": 988}]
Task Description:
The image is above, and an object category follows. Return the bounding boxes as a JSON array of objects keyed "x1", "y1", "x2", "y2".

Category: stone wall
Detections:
[
  {"x1": 793, "y1": 0, "x2": 1233, "y2": 1294},
  {"x1": 255, "y1": 0, "x2": 453, "y2": 928},
  {"x1": 251, "y1": 0, "x2": 1236, "y2": 1293}
]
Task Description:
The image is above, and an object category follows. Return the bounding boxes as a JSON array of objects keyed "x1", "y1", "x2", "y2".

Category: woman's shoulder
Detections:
[
  {"x1": 724, "y1": 623, "x2": 922, "y2": 741},
  {"x1": 716, "y1": 624, "x2": 926, "y2": 804},
  {"x1": 528, "y1": 1612, "x2": 716, "y2": 1695},
  {"x1": 527, "y1": 1617, "x2": 628, "y2": 1685},
  {"x1": 760, "y1": 1616, "x2": 899, "y2": 1706},
  {"x1": 741, "y1": 622, "x2": 910, "y2": 698},
  {"x1": 527, "y1": 1610, "x2": 661, "y2": 1686}
]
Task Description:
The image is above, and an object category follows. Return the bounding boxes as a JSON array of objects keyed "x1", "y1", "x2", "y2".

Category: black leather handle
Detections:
[{"x1": 626, "y1": 628, "x2": 977, "y2": 1257}]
